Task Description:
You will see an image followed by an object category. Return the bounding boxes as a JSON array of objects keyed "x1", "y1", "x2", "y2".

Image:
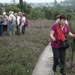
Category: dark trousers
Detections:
[
  {"x1": 0, "y1": 23, "x2": 2, "y2": 36},
  {"x1": 16, "y1": 25, "x2": 20, "y2": 33},
  {"x1": 52, "y1": 48, "x2": 66, "y2": 72},
  {"x1": 22, "y1": 26, "x2": 26, "y2": 34},
  {"x1": 3, "y1": 25, "x2": 7, "y2": 32}
]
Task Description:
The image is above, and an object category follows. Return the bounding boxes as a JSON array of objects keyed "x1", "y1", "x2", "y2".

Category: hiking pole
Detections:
[{"x1": 71, "y1": 37, "x2": 75, "y2": 71}]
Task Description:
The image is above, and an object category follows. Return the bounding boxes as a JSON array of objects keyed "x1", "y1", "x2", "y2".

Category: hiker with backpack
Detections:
[
  {"x1": 19, "y1": 13, "x2": 26, "y2": 34},
  {"x1": 50, "y1": 14, "x2": 75, "y2": 75}
]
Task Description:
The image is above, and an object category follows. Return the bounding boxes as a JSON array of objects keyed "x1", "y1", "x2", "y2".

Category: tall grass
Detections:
[
  {"x1": 1, "y1": 20, "x2": 75, "y2": 75},
  {"x1": 0, "y1": 19, "x2": 54, "y2": 75}
]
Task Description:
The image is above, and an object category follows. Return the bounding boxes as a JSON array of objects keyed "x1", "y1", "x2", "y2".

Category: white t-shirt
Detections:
[
  {"x1": 21, "y1": 17, "x2": 26, "y2": 26},
  {"x1": 8, "y1": 14, "x2": 16, "y2": 21},
  {"x1": 2, "y1": 15, "x2": 8, "y2": 25},
  {"x1": 17, "y1": 16, "x2": 21, "y2": 25}
]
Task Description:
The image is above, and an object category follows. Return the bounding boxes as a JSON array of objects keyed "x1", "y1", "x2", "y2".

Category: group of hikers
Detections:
[{"x1": 0, "y1": 11, "x2": 28, "y2": 36}]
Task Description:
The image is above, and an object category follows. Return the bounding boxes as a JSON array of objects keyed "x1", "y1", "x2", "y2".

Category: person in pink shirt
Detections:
[
  {"x1": 50, "y1": 14, "x2": 75, "y2": 75},
  {"x1": 56, "y1": 15, "x2": 68, "y2": 25}
]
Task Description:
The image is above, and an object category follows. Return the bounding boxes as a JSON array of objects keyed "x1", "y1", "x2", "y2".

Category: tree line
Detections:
[{"x1": 0, "y1": 0, "x2": 75, "y2": 20}]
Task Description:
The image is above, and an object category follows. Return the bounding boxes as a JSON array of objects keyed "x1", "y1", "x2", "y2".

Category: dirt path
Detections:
[{"x1": 32, "y1": 43, "x2": 54, "y2": 75}]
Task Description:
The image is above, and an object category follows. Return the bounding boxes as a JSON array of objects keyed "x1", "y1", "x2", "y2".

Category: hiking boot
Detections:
[{"x1": 60, "y1": 68, "x2": 66, "y2": 75}]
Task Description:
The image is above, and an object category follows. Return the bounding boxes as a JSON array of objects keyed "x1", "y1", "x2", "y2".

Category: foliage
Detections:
[
  {"x1": 28, "y1": 9, "x2": 39, "y2": 20},
  {"x1": 39, "y1": 12, "x2": 45, "y2": 19},
  {"x1": 19, "y1": 0, "x2": 23, "y2": 12},
  {"x1": 23, "y1": 1, "x2": 32, "y2": 15},
  {"x1": 54, "y1": 0, "x2": 57, "y2": 6},
  {"x1": 0, "y1": 3, "x2": 3, "y2": 7},
  {"x1": 0, "y1": 19, "x2": 52, "y2": 75},
  {"x1": 67, "y1": 13, "x2": 72, "y2": 20},
  {"x1": 44, "y1": 9, "x2": 52, "y2": 20},
  {"x1": 52, "y1": 11, "x2": 60, "y2": 20},
  {"x1": 17, "y1": 1, "x2": 32, "y2": 16},
  {"x1": 6, "y1": 5, "x2": 20, "y2": 13},
  {"x1": 42, "y1": 7, "x2": 52, "y2": 20},
  {"x1": 1, "y1": 0, "x2": 75, "y2": 20},
  {"x1": 0, "y1": 8, "x2": 2, "y2": 14}
]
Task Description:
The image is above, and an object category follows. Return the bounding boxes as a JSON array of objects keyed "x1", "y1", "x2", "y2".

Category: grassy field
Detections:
[
  {"x1": 0, "y1": 19, "x2": 75, "y2": 75},
  {"x1": 0, "y1": 19, "x2": 54, "y2": 75}
]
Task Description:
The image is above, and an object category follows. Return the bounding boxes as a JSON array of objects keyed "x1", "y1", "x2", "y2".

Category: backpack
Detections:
[{"x1": 24, "y1": 19, "x2": 29, "y2": 27}]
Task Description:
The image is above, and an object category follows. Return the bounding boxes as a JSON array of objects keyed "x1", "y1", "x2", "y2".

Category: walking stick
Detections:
[{"x1": 71, "y1": 37, "x2": 75, "y2": 71}]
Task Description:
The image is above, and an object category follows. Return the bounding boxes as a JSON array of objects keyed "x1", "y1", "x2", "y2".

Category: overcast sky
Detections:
[{"x1": 0, "y1": 0, "x2": 65, "y2": 3}]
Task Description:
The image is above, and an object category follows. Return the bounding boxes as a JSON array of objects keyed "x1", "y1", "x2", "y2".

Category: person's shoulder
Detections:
[
  {"x1": 65, "y1": 23, "x2": 68, "y2": 26},
  {"x1": 51, "y1": 22, "x2": 58, "y2": 30},
  {"x1": 52, "y1": 22, "x2": 58, "y2": 27},
  {"x1": 64, "y1": 23, "x2": 69, "y2": 29}
]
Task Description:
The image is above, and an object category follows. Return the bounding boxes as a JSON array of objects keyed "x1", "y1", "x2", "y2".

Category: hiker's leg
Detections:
[
  {"x1": 19, "y1": 25, "x2": 22, "y2": 34},
  {"x1": 4, "y1": 25, "x2": 7, "y2": 32},
  {"x1": 22, "y1": 26, "x2": 25, "y2": 34},
  {"x1": 52, "y1": 48, "x2": 60, "y2": 72},
  {"x1": 12, "y1": 26, "x2": 16, "y2": 36},
  {"x1": 59, "y1": 48, "x2": 66, "y2": 75},
  {"x1": 2, "y1": 25, "x2": 5, "y2": 32},
  {"x1": 59, "y1": 48, "x2": 66, "y2": 67},
  {"x1": 16, "y1": 25, "x2": 20, "y2": 33},
  {"x1": 7, "y1": 23, "x2": 10, "y2": 35}
]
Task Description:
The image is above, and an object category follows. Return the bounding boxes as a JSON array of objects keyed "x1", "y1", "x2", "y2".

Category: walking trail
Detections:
[{"x1": 32, "y1": 43, "x2": 54, "y2": 75}]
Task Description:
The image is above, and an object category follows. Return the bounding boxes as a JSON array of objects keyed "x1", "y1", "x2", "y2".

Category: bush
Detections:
[
  {"x1": 67, "y1": 13, "x2": 71, "y2": 20},
  {"x1": 0, "y1": 8, "x2": 2, "y2": 14}
]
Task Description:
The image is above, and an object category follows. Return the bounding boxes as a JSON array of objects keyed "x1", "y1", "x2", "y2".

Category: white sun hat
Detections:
[{"x1": 3, "y1": 12, "x2": 6, "y2": 15}]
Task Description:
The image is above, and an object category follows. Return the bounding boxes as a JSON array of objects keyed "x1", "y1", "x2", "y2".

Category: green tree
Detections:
[
  {"x1": 53, "y1": 11, "x2": 60, "y2": 20},
  {"x1": 23, "y1": 1, "x2": 32, "y2": 15},
  {"x1": 67, "y1": 13, "x2": 71, "y2": 20},
  {"x1": 19, "y1": 0, "x2": 23, "y2": 12},
  {"x1": 66, "y1": 0, "x2": 75, "y2": 11},
  {"x1": 54, "y1": 0, "x2": 57, "y2": 6},
  {"x1": 0, "y1": 8, "x2": 2, "y2": 14},
  {"x1": 0, "y1": 3, "x2": 3, "y2": 7},
  {"x1": 6, "y1": 5, "x2": 20, "y2": 13},
  {"x1": 42, "y1": 7, "x2": 52, "y2": 20},
  {"x1": 29, "y1": 9, "x2": 39, "y2": 20}
]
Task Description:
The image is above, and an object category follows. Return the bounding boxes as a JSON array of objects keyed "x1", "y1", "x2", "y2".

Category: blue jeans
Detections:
[{"x1": 0, "y1": 23, "x2": 2, "y2": 36}]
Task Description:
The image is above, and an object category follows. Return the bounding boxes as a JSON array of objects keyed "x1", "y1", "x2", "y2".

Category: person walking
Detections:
[
  {"x1": 0, "y1": 15, "x2": 4, "y2": 36},
  {"x1": 56, "y1": 15, "x2": 68, "y2": 25},
  {"x1": 19, "y1": 13, "x2": 26, "y2": 34},
  {"x1": 15, "y1": 13, "x2": 21, "y2": 34},
  {"x1": 8, "y1": 11, "x2": 16, "y2": 36},
  {"x1": 50, "y1": 14, "x2": 75, "y2": 75},
  {"x1": 2, "y1": 12, "x2": 8, "y2": 34}
]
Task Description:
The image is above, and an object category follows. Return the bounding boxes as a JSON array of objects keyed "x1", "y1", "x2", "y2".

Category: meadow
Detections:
[
  {"x1": 0, "y1": 19, "x2": 53, "y2": 75},
  {"x1": 0, "y1": 19, "x2": 75, "y2": 75}
]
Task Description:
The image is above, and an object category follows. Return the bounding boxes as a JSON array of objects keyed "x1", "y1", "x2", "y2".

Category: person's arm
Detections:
[
  {"x1": 68, "y1": 32, "x2": 75, "y2": 37},
  {"x1": 50, "y1": 30, "x2": 56, "y2": 41}
]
